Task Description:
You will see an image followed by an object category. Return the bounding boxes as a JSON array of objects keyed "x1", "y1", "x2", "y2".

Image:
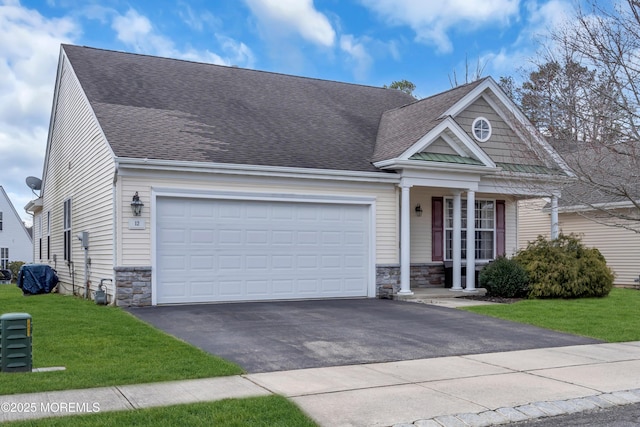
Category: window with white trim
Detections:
[
  {"x1": 445, "y1": 199, "x2": 495, "y2": 260},
  {"x1": 63, "y1": 199, "x2": 71, "y2": 262},
  {"x1": 38, "y1": 215, "x2": 42, "y2": 260},
  {"x1": 472, "y1": 117, "x2": 491, "y2": 142},
  {"x1": 46, "y1": 211, "x2": 51, "y2": 260},
  {"x1": 1, "y1": 248, "x2": 8, "y2": 269},
  {"x1": 0, "y1": 212, "x2": 3, "y2": 231}
]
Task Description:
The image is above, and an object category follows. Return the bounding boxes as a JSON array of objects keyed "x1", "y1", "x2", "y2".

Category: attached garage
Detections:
[{"x1": 154, "y1": 194, "x2": 373, "y2": 304}]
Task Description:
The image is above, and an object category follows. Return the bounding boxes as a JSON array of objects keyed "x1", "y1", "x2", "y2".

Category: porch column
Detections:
[
  {"x1": 398, "y1": 183, "x2": 413, "y2": 295},
  {"x1": 451, "y1": 190, "x2": 463, "y2": 291},
  {"x1": 550, "y1": 195, "x2": 559, "y2": 240},
  {"x1": 465, "y1": 190, "x2": 477, "y2": 292}
]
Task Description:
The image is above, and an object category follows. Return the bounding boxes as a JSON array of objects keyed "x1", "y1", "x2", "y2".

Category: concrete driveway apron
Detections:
[{"x1": 126, "y1": 299, "x2": 600, "y2": 373}]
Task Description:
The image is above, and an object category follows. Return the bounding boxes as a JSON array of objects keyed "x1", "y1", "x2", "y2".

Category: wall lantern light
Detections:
[
  {"x1": 415, "y1": 204, "x2": 423, "y2": 217},
  {"x1": 130, "y1": 192, "x2": 144, "y2": 216}
]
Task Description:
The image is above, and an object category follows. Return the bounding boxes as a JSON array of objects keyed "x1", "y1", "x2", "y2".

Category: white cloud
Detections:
[
  {"x1": 111, "y1": 8, "x2": 254, "y2": 68},
  {"x1": 0, "y1": 1, "x2": 78, "y2": 220},
  {"x1": 480, "y1": 0, "x2": 574, "y2": 79},
  {"x1": 340, "y1": 34, "x2": 373, "y2": 80},
  {"x1": 244, "y1": 0, "x2": 336, "y2": 47},
  {"x1": 178, "y1": 3, "x2": 221, "y2": 32},
  {"x1": 359, "y1": 0, "x2": 520, "y2": 53}
]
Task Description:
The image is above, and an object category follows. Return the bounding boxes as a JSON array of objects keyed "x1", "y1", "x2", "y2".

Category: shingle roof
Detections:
[
  {"x1": 372, "y1": 79, "x2": 487, "y2": 162},
  {"x1": 62, "y1": 45, "x2": 416, "y2": 172}
]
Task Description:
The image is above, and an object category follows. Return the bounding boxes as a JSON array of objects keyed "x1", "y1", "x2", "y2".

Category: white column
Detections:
[
  {"x1": 551, "y1": 195, "x2": 559, "y2": 240},
  {"x1": 398, "y1": 183, "x2": 413, "y2": 295},
  {"x1": 465, "y1": 190, "x2": 477, "y2": 292},
  {"x1": 451, "y1": 191, "x2": 463, "y2": 291}
]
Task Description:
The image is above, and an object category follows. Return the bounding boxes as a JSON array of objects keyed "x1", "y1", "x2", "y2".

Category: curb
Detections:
[{"x1": 393, "y1": 388, "x2": 640, "y2": 427}]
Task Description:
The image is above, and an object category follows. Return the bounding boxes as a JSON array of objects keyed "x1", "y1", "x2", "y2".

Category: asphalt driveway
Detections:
[{"x1": 126, "y1": 299, "x2": 601, "y2": 373}]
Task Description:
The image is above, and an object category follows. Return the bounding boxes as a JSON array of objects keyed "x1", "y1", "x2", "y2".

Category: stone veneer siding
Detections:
[
  {"x1": 376, "y1": 263, "x2": 445, "y2": 298},
  {"x1": 114, "y1": 264, "x2": 445, "y2": 305},
  {"x1": 115, "y1": 266, "x2": 152, "y2": 307}
]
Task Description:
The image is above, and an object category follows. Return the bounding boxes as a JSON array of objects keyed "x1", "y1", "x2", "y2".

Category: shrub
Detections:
[
  {"x1": 514, "y1": 234, "x2": 614, "y2": 298},
  {"x1": 8, "y1": 261, "x2": 25, "y2": 283},
  {"x1": 478, "y1": 256, "x2": 529, "y2": 298}
]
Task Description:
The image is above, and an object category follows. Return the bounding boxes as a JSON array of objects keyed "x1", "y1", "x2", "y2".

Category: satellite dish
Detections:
[{"x1": 25, "y1": 176, "x2": 42, "y2": 191}]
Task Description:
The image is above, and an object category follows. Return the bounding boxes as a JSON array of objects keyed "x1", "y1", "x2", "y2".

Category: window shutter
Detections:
[
  {"x1": 432, "y1": 197, "x2": 443, "y2": 261},
  {"x1": 496, "y1": 200, "x2": 506, "y2": 257}
]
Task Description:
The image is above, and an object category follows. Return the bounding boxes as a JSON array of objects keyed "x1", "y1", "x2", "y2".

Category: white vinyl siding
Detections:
[
  {"x1": 0, "y1": 187, "x2": 33, "y2": 264},
  {"x1": 117, "y1": 172, "x2": 398, "y2": 267},
  {"x1": 39, "y1": 54, "x2": 116, "y2": 297},
  {"x1": 517, "y1": 199, "x2": 551, "y2": 248}
]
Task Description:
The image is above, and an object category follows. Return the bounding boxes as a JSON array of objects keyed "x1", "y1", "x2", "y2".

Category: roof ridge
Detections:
[{"x1": 61, "y1": 44, "x2": 415, "y2": 95}]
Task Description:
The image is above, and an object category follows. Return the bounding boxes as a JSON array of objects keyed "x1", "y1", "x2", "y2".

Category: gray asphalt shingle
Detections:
[{"x1": 63, "y1": 44, "x2": 416, "y2": 172}]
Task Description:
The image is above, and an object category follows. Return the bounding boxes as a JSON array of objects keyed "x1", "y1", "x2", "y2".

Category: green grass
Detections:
[
  {"x1": 0, "y1": 285, "x2": 243, "y2": 394},
  {"x1": 464, "y1": 287, "x2": 640, "y2": 342},
  {"x1": 3, "y1": 396, "x2": 318, "y2": 427}
]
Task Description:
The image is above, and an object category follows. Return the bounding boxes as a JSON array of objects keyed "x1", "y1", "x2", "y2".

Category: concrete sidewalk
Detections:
[{"x1": 2, "y1": 342, "x2": 640, "y2": 426}]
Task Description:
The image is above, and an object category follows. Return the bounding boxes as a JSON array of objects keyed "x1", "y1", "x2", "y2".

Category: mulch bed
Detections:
[{"x1": 456, "y1": 295, "x2": 523, "y2": 304}]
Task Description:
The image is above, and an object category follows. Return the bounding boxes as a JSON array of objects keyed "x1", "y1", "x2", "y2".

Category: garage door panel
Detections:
[
  {"x1": 219, "y1": 229, "x2": 242, "y2": 244},
  {"x1": 246, "y1": 280, "x2": 269, "y2": 296},
  {"x1": 219, "y1": 280, "x2": 242, "y2": 296},
  {"x1": 219, "y1": 255, "x2": 242, "y2": 270},
  {"x1": 159, "y1": 228, "x2": 186, "y2": 244},
  {"x1": 156, "y1": 197, "x2": 370, "y2": 304},
  {"x1": 246, "y1": 230, "x2": 268, "y2": 244},
  {"x1": 190, "y1": 255, "x2": 214, "y2": 270}
]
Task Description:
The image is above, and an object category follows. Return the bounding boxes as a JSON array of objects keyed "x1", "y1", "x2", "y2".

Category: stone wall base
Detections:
[
  {"x1": 115, "y1": 266, "x2": 152, "y2": 307},
  {"x1": 114, "y1": 264, "x2": 445, "y2": 305},
  {"x1": 376, "y1": 263, "x2": 445, "y2": 298}
]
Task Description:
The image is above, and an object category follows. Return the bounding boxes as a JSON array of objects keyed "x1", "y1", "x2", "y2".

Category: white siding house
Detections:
[
  {"x1": 27, "y1": 45, "x2": 571, "y2": 306},
  {"x1": 0, "y1": 186, "x2": 33, "y2": 269}
]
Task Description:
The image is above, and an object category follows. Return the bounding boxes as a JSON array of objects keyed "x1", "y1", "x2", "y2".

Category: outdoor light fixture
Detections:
[
  {"x1": 130, "y1": 192, "x2": 144, "y2": 216},
  {"x1": 415, "y1": 204, "x2": 423, "y2": 217}
]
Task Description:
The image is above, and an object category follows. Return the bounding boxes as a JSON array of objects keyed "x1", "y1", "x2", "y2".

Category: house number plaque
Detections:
[{"x1": 128, "y1": 219, "x2": 146, "y2": 230}]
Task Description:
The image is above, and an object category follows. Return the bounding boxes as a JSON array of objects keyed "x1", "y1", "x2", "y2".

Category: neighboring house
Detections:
[
  {"x1": 26, "y1": 45, "x2": 572, "y2": 306},
  {"x1": 518, "y1": 189, "x2": 640, "y2": 286},
  {"x1": 0, "y1": 186, "x2": 33, "y2": 269}
]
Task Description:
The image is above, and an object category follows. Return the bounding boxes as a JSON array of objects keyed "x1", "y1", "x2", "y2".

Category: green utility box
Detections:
[{"x1": 0, "y1": 313, "x2": 32, "y2": 373}]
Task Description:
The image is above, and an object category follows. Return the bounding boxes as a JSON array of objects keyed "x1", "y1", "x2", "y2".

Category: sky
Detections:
[{"x1": 1, "y1": 0, "x2": 579, "y2": 224}]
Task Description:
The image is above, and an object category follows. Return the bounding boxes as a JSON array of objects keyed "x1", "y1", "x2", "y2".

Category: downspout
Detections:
[{"x1": 112, "y1": 167, "x2": 118, "y2": 305}]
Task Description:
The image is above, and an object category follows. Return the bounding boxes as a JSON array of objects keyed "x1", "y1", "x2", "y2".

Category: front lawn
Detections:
[
  {"x1": 0, "y1": 285, "x2": 243, "y2": 394},
  {"x1": 3, "y1": 396, "x2": 318, "y2": 427},
  {"x1": 464, "y1": 287, "x2": 640, "y2": 342}
]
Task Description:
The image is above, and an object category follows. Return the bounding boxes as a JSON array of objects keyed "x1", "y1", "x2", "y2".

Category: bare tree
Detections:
[
  {"x1": 448, "y1": 54, "x2": 487, "y2": 88},
  {"x1": 509, "y1": 1, "x2": 640, "y2": 232}
]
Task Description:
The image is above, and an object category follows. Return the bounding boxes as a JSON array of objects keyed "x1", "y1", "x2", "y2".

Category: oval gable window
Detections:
[{"x1": 472, "y1": 117, "x2": 491, "y2": 142}]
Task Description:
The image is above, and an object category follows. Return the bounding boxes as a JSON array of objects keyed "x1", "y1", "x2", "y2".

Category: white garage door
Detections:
[{"x1": 156, "y1": 197, "x2": 371, "y2": 304}]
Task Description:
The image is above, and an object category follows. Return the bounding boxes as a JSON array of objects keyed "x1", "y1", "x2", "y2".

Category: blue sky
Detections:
[{"x1": 1, "y1": 0, "x2": 578, "y2": 222}]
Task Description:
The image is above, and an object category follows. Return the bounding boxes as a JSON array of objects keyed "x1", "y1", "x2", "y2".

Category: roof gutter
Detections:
[
  {"x1": 374, "y1": 159, "x2": 501, "y2": 175},
  {"x1": 552, "y1": 199, "x2": 640, "y2": 214},
  {"x1": 114, "y1": 157, "x2": 401, "y2": 184}
]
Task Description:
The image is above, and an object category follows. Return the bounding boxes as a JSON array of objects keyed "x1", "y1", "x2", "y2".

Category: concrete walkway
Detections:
[{"x1": 2, "y1": 342, "x2": 640, "y2": 426}]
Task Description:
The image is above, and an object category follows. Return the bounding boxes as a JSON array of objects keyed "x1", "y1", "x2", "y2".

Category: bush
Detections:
[
  {"x1": 478, "y1": 256, "x2": 529, "y2": 298},
  {"x1": 8, "y1": 261, "x2": 25, "y2": 283},
  {"x1": 514, "y1": 234, "x2": 614, "y2": 298}
]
